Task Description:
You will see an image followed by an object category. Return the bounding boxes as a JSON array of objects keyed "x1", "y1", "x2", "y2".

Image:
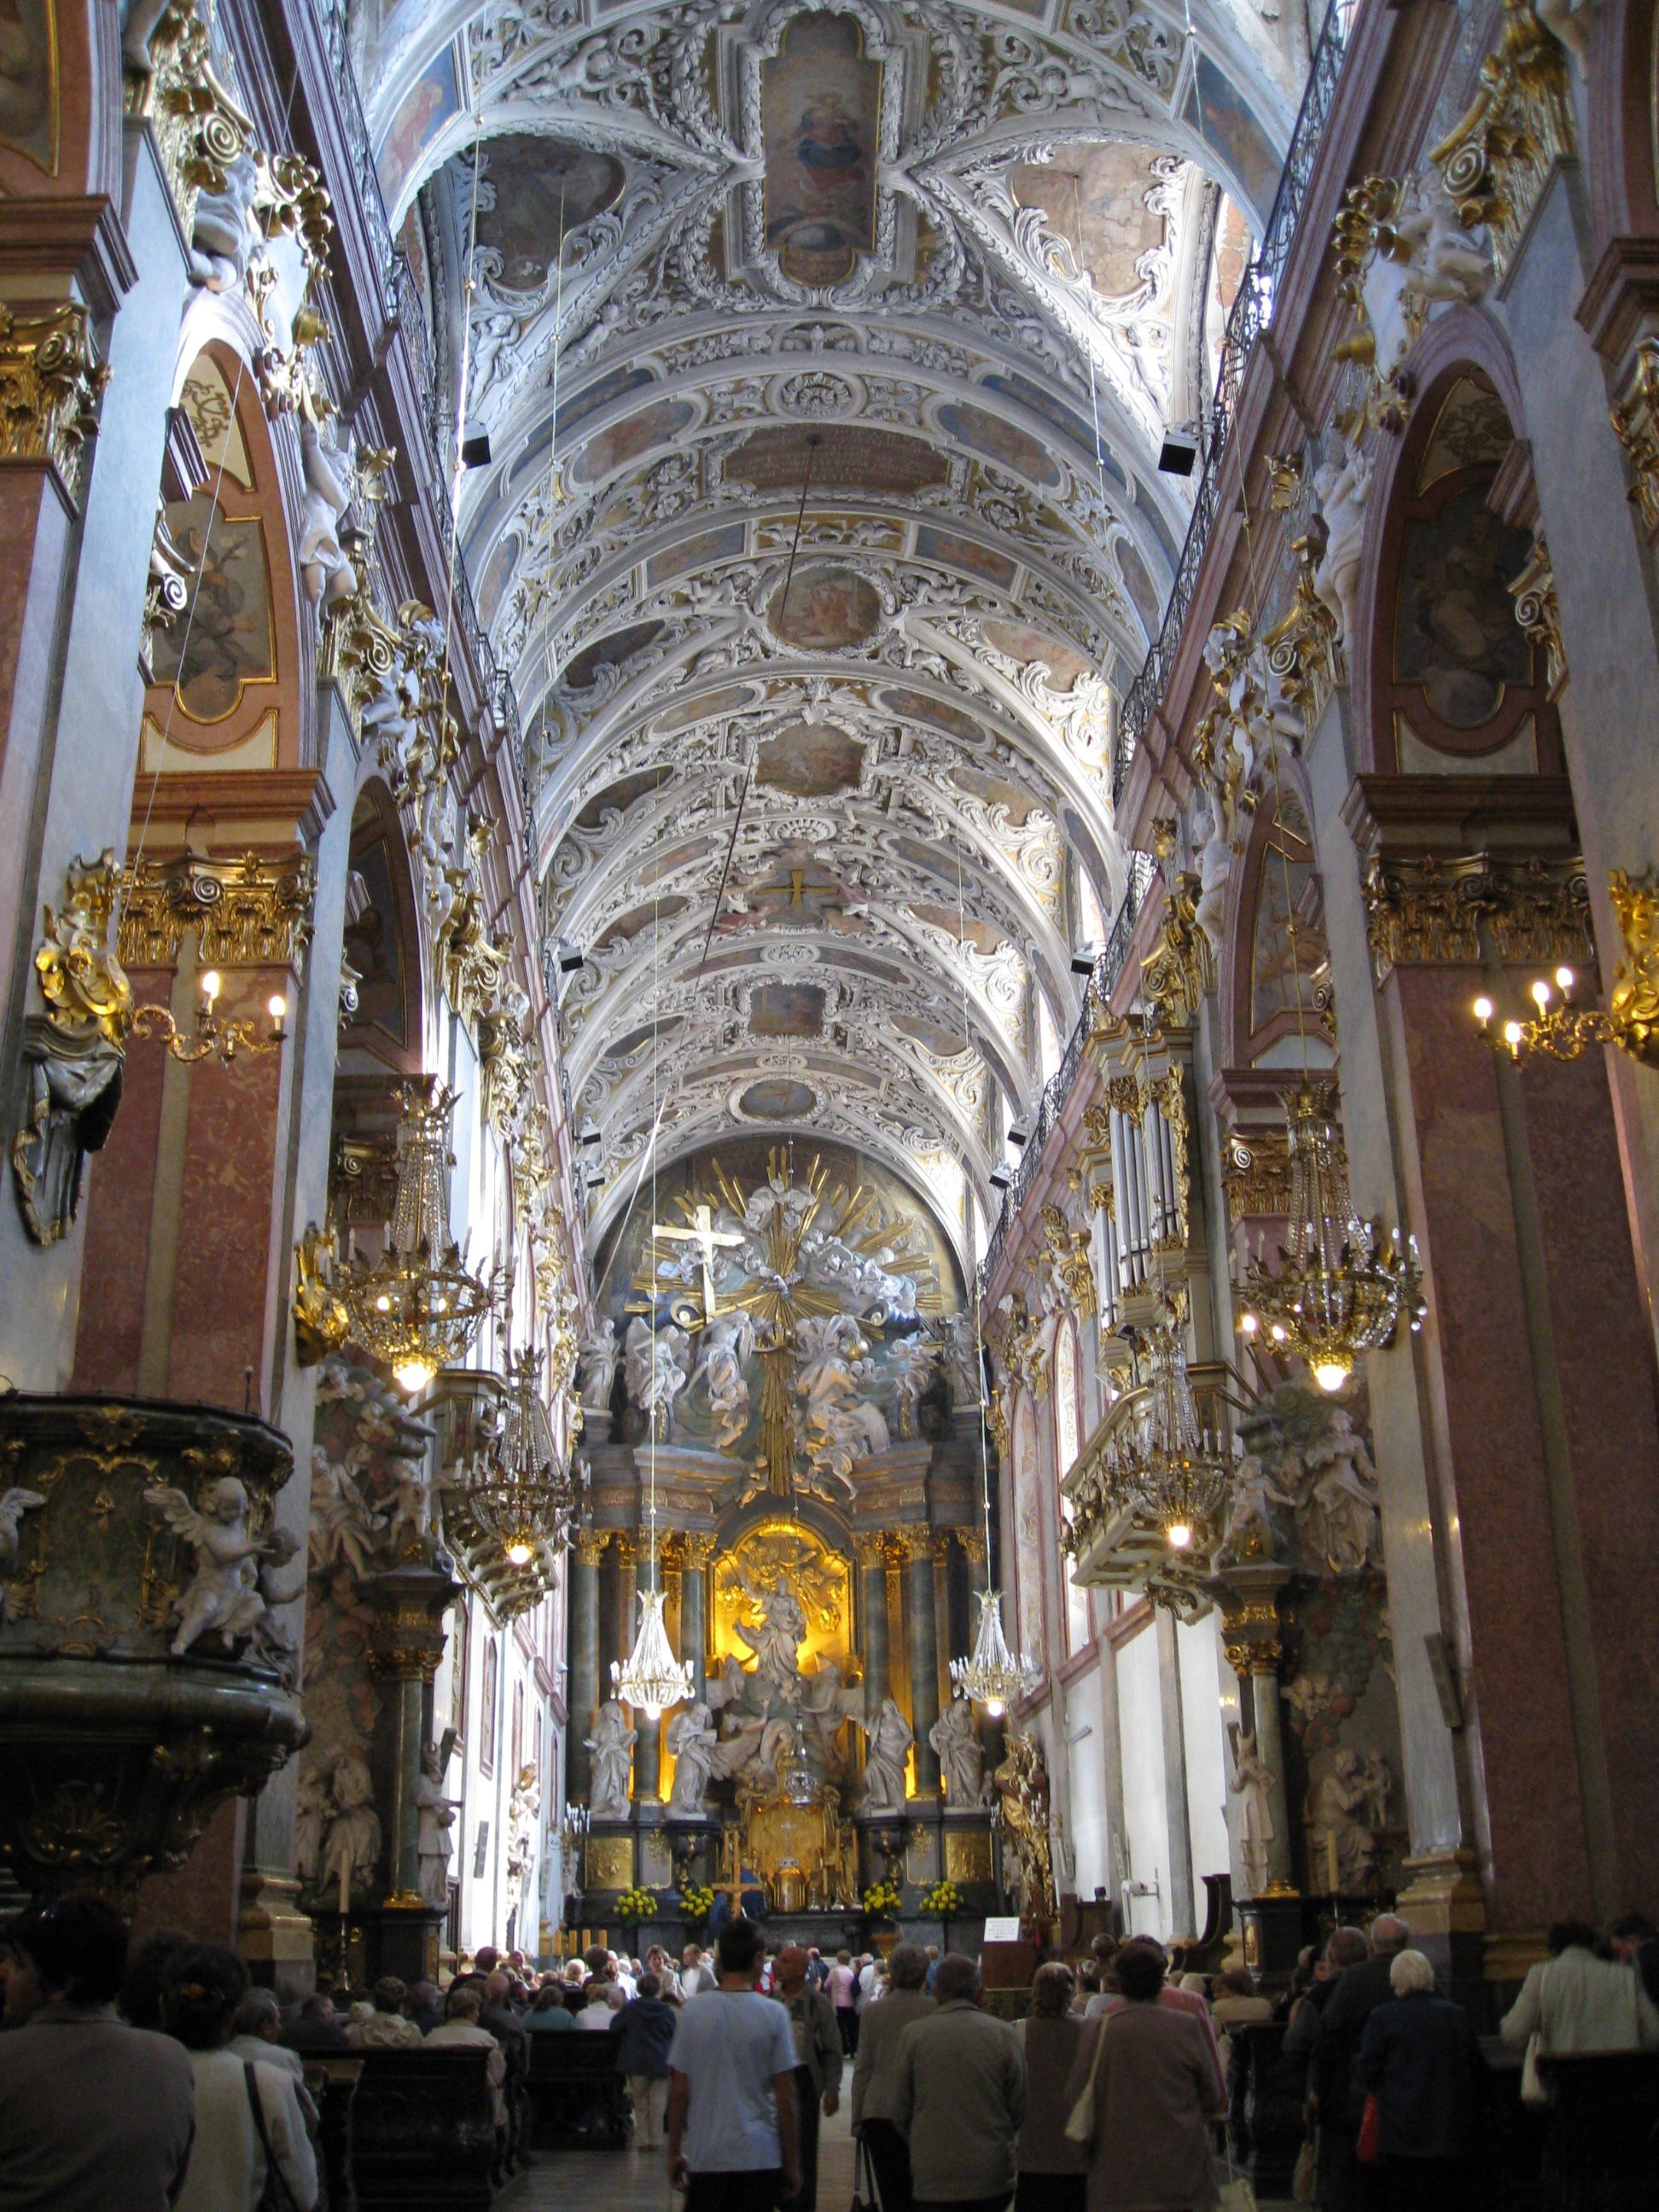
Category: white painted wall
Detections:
[
  {"x1": 1115, "y1": 1621, "x2": 1171, "y2": 1939},
  {"x1": 1064, "y1": 1662, "x2": 1111, "y2": 1899},
  {"x1": 1177, "y1": 1615, "x2": 1232, "y2": 1909}
]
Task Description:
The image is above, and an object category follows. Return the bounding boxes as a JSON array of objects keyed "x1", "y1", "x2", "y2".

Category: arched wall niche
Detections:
[
  {"x1": 1347, "y1": 315, "x2": 1553, "y2": 780},
  {"x1": 1217, "y1": 764, "x2": 1333, "y2": 1072},
  {"x1": 339, "y1": 777, "x2": 427, "y2": 1074},
  {"x1": 1584, "y1": 0, "x2": 1659, "y2": 244},
  {"x1": 143, "y1": 337, "x2": 306, "y2": 786}
]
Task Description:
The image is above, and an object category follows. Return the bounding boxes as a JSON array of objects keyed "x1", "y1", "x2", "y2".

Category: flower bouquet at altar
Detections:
[
  {"x1": 616, "y1": 1884, "x2": 658, "y2": 1924},
  {"x1": 862, "y1": 1878, "x2": 903, "y2": 1916},
  {"x1": 920, "y1": 1878, "x2": 961, "y2": 1947},
  {"x1": 678, "y1": 1881, "x2": 716, "y2": 1926}
]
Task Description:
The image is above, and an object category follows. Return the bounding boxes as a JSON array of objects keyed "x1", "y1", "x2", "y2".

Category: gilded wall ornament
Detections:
[
  {"x1": 118, "y1": 849, "x2": 316, "y2": 974},
  {"x1": 1475, "y1": 868, "x2": 1659, "y2": 1070},
  {"x1": 15, "y1": 858, "x2": 131, "y2": 1245},
  {"x1": 1429, "y1": 0, "x2": 1575, "y2": 281},
  {"x1": 1222, "y1": 1128, "x2": 1291, "y2": 1225},
  {"x1": 123, "y1": 0, "x2": 254, "y2": 244},
  {"x1": 1610, "y1": 339, "x2": 1659, "y2": 545},
  {"x1": 1507, "y1": 533, "x2": 1565, "y2": 700},
  {"x1": 1039, "y1": 1203, "x2": 1097, "y2": 1319}
]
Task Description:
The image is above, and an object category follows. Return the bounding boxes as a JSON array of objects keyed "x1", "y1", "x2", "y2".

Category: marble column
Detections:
[
  {"x1": 680, "y1": 1534, "x2": 714, "y2": 1699},
  {"x1": 856, "y1": 1533, "x2": 890, "y2": 1709},
  {"x1": 905, "y1": 1528, "x2": 941, "y2": 1798},
  {"x1": 567, "y1": 1534, "x2": 604, "y2": 1799},
  {"x1": 614, "y1": 1533, "x2": 639, "y2": 1685},
  {"x1": 1220, "y1": 1572, "x2": 1295, "y2": 1895}
]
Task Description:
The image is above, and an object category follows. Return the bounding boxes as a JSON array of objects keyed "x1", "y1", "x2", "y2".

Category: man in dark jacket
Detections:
[
  {"x1": 1315, "y1": 1916, "x2": 1409, "y2": 2212},
  {"x1": 611, "y1": 1970, "x2": 679, "y2": 2146},
  {"x1": 282, "y1": 1991, "x2": 350, "y2": 2052}
]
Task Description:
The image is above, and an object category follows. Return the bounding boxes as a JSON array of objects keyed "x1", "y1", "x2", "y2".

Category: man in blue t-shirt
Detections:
[{"x1": 667, "y1": 1917, "x2": 802, "y2": 2212}]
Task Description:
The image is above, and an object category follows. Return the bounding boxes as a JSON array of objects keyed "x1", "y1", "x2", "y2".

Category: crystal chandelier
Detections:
[
  {"x1": 465, "y1": 1346, "x2": 584, "y2": 1566},
  {"x1": 340, "y1": 1080, "x2": 498, "y2": 1391},
  {"x1": 951, "y1": 1588, "x2": 1039, "y2": 1719},
  {"x1": 1115, "y1": 1307, "x2": 1234, "y2": 1556},
  {"x1": 1239, "y1": 1083, "x2": 1423, "y2": 1394},
  {"x1": 612, "y1": 1588, "x2": 693, "y2": 1720}
]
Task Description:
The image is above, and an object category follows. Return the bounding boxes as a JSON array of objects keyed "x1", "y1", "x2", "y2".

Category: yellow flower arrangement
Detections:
[
  {"x1": 862, "y1": 1879, "x2": 904, "y2": 1916},
  {"x1": 678, "y1": 1882, "x2": 716, "y2": 1924},
  {"x1": 616, "y1": 1885, "x2": 658, "y2": 1922},
  {"x1": 920, "y1": 1880, "x2": 961, "y2": 1918}
]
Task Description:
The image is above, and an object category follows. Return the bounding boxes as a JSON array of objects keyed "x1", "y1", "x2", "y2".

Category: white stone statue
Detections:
[
  {"x1": 1230, "y1": 1730, "x2": 1277, "y2": 1898},
  {"x1": 796, "y1": 1313, "x2": 889, "y2": 1497},
  {"x1": 1194, "y1": 783, "x2": 1235, "y2": 954},
  {"x1": 294, "y1": 1763, "x2": 330, "y2": 1888},
  {"x1": 585, "y1": 1698, "x2": 637, "y2": 1819},
  {"x1": 732, "y1": 1575, "x2": 807, "y2": 1692},
  {"x1": 505, "y1": 1764, "x2": 540, "y2": 1918},
  {"x1": 307, "y1": 1446, "x2": 387, "y2": 1580},
  {"x1": 665, "y1": 1700, "x2": 719, "y2": 1813},
  {"x1": 929, "y1": 1695, "x2": 990, "y2": 1806},
  {"x1": 625, "y1": 1316, "x2": 690, "y2": 1438},
  {"x1": 890, "y1": 1334, "x2": 939, "y2": 1441},
  {"x1": 863, "y1": 1697, "x2": 913, "y2": 1816},
  {"x1": 416, "y1": 1740, "x2": 460, "y2": 1907},
  {"x1": 189, "y1": 149, "x2": 258, "y2": 292},
  {"x1": 1394, "y1": 166, "x2": 1493, "y2": 311},
  {"x1": 1312, "y1": 435, "x2": 1374, "y2": 646},
  {"x1": 296, "y1": 414, "x2": 356, "y2": 610},
  {"x1": 689, "y1": 1309, "x2": 755, "y2": 1451},
  {"x1": 385, "y1": 1459, "x2": 433, "y2": 1563},
  {"x1": 1310, "y1": 1747, "x2": 1374, "y2": 1894},
  {"x1": 1223, "y1": 1451, "x2": 1296, "y2": 1561},
  {"x1": 578, "y1": 1318, "x2": 620, "y2": 1410},
  {"x1": 1302, "y1": 1410, "x2": 1382, "y2": 1575},
  {"x1": 1356, "y1": 1748, "x2": 1394, "y2": 1835},
  {"x1": 0, "y1": 1487, "x2": 45, "y2": 1621},
  {"x1": 143, "y1": 1476, "x2": 272, "y2": 1656},
  {"x1": 940, "y1": 1313, "x2": 983, "y2": 1413},
  {"x1": 321, "y1": 1752, "x2": 382, "y2": 1902}
]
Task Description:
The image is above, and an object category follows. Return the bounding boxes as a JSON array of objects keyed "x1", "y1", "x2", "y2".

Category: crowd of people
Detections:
[{"x1": 5, "y1": 1894, "x2": 1658, "y2": 2211}]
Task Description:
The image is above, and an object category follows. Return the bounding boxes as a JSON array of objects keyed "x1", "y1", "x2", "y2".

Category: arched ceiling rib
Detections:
[{"x1": 358, "y1": 0, "x2": 1300, "y2": 1235}]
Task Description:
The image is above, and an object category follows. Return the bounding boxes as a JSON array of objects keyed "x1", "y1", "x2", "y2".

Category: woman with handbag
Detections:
[
  {"x1": 1062, "y1": 1943, "x2": 1224, "y2": 2211},
  {"x1": 1012, "y1": 1964, "x2": 1091, "y2": 2210},
  {"x1": 1353, "y1": 1951, "x2": 1481, "y2": 2212},
  {"x1": 160, "y1": 1944, "x2": 318, "y2": 2212}
]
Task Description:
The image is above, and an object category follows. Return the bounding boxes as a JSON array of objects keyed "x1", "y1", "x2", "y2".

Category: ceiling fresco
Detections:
[{"x1": 349, "y1": 0, "x2": 1302, "y2": 1263}]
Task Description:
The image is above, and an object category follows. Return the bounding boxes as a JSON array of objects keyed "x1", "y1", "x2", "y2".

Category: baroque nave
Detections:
[{"x1": 0, "y1": 0, "x2": 1656, "y2": 2202}]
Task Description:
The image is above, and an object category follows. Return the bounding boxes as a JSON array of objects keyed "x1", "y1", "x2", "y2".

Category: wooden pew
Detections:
[
  {"x1": 525, "y1": 2032, "x2": 633, "y2": 2145},
  {"x1": 348, "y1": 2046, "x2": 498, "y2": 2209}
]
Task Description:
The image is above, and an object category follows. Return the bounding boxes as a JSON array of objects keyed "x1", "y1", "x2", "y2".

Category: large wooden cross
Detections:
[{"x1": 653, "y1": 1202, "x2": 744, "y2": 1324}]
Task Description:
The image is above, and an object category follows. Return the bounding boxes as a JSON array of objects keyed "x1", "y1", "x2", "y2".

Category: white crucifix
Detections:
[{"x1": 653, "y1": 1202, "x2": 744, "y2": 1323}]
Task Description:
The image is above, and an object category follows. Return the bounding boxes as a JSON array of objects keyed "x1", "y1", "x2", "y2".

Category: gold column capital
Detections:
[{"x1": 0, "y1": 300, "x2": 109, "y2": 503}]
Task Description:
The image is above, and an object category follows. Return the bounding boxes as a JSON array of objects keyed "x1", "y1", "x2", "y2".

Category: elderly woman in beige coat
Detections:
[
  {"x1": 1063, "y1": 1944, "x2": 1224, "y2": 2212},
  {"x1": 851, "y1": 1943, "x2": 934, "y2": 2212}
]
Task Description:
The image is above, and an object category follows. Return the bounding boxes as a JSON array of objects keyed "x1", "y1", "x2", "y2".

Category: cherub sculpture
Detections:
[
  {"x1": 143, "y1": 1476, "x2": 273, "y2": 1656},
  {"x1": 0, "y1": 1487, "x2": 45, "y2": 1621}
]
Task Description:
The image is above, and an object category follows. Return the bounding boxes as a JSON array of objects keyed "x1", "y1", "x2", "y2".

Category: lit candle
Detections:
[
  {"x1": 339, "y1": 1852, "x2": 350, "y2": 1921},
  {"x1": 1326, "y1": 1831, "x2": 1340, "y2": 1897}
]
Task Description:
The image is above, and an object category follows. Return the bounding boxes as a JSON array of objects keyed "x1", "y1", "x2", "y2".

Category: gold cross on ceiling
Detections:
[
  {"x1": 755, "y1": 865, "x2": 840, "y2": 909},
  {"x1": 652, "y1": 1202, "x2": 745, "y2": 1323}
]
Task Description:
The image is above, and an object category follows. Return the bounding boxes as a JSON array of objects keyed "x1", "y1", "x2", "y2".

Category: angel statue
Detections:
[
  {"x1": 689, "y1": 1309, "x2": 755, "y2": 1452},
  {"x1": 416, "y1": 1736, "x2": 461, "y2": 1907},
  {"x1": 143, "y1": 1476, "x2": 274, "y2": 1656},
  {"x1": 0, "y1": 1487, "x2": 45, "y2": 1621}
]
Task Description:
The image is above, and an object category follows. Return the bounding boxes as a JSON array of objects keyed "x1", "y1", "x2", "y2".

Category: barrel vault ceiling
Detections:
[{"x1": 351, "y1": 0, "x2": 1298, "y2": 1260}]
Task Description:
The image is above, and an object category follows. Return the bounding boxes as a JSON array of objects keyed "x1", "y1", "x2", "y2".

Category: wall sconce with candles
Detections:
[
  {"x1": 129, "y1": 965, "x2": 288, "y2": 1063},
  {"x1": 1472, "y1": 869, "x2": 1659, "y2": 1070}
]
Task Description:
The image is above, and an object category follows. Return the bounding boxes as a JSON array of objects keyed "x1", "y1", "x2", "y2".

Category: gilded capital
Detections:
[
  {"x1": 1508, "y1": 535, "x2": 1566, "y2": 700},
  {"x1": 125, "y1": 0, "x2": 254, "y2": 242},
  {"x1": 0, "y1": 301, "x2": 110, "y2": 502},
  {"x1": 1221, "y1": 1129, "x2": 1290, "y2": 1225},
  {"x1": 575, "y1": 1533, "x2": 608, "y2": 1567},
  {"x1": 118, "y1": 850, "x2": 317, "y2": 975},
  {"x1": 1362, "y1": 848, "x2": 1592, "y2": 983}
]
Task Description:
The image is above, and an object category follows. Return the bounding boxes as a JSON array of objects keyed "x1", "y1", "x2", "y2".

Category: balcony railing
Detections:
[{"x1": 1113, "y1": 0, "x2": 1353, "y2": 801}]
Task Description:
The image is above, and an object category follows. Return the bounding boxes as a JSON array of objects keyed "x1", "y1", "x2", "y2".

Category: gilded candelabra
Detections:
[{"x1": 1473, "y1": 868, "x2": 1659, "y2": 1069}]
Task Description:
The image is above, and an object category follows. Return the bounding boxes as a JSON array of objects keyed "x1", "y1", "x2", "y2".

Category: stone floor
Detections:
[{"x1": 504, "y1": 2098, "x2": 1294, "y2": 2210}]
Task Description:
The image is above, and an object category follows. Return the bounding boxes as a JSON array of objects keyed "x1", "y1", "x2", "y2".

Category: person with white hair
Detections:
[
  {"x1": 1313, "y1": 1913, "x2": 1412, "y2": 2212},
  {"x1": 1354, "y1": 1951, "x2": 1482, "y2": 2210}
]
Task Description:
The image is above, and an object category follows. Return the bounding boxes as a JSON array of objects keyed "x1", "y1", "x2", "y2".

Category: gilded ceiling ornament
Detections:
[{"x1": 0, "y1": 301, "x2": 111, "y2": 500}]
